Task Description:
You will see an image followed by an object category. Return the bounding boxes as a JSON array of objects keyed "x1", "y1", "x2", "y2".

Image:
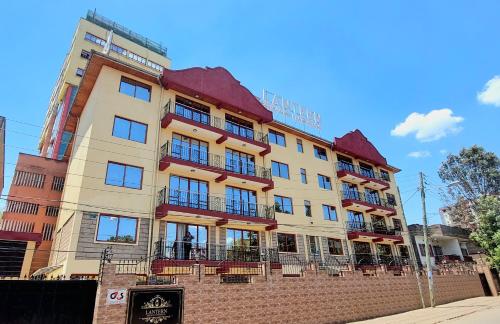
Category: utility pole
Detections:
[{"x1": 420, "y1": 172, "x2": 435, "y2": 307}]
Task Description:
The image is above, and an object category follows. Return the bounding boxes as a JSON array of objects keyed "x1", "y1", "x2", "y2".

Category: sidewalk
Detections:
[{"x1": 351, "y1": 297, "x2": 500, "y2": 324}]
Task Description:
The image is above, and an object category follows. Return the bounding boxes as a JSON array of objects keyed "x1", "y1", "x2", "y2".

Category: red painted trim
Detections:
[
  {"x1": 336, "y1": 170, "x2": 390, "y2": 190},
  {"x1": 341, "y1": 199, "x2": 396, "y2": 215},
  {"x1": 215, "y1": 174, "x2": 227, "y2": 183},
  {"x1": 372, "y1": 237, "x2": 384, "y2": 243},
  {"x1": 265, "y1": 224, "x2": 278, "y2": 231},
  {"x1": 0, "y1": 231, "x2": 43, "y2": 245},
  {"x1": 216, "y1": 134, "x2": 228, "y2": 144},
  {"x1": 215, "y1": 219, "x2": 228, "y2": 226},
  {"x1": 259, "y1": 146, "x2": 271, "y2": 157},
  {"x1": 262, "y1": 183, "x2": 274, "y2": 192},
  {"x1": 346, "y1": 230, "x2": 403, "y2": 242}
]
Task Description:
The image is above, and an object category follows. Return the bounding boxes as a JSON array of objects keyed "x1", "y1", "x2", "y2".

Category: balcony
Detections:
[
  {"x1": 159, "y1": 142, "x2": 273, "y2": 191},
  {"x1": 341, "y1": 190, "x2": 396, "y2": 216},
  {"x1": 352, "y1": 253, "x2": 411, "y2": 271},
  {"x1": 161, "y1": 100, "x2": 271, "y2": 156},
  {"x1": 336, "y1": 162, "x2": 390, "y2": 190},
  {"x1": 155, "y1": 187, "x2": 277, "y2": 230},
  {"x1": 0, "y1": 219, "x2": 42, "y2": 245},
  {"x1": 346, "y1": 221, "x2": 404, "y2": 243}
]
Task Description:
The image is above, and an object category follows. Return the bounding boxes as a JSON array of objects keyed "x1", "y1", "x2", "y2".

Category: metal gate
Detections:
[{"x1": 0, "y1": 280, "x2": 97, "y2": 324}]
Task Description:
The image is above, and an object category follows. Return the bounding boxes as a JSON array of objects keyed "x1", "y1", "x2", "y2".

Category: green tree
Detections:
[
  {"x1": 470, "y1": 196, "x2": 500, "y2": 268},
  {"x1": 438, "y1": 145, "x2": 500, "y2": 228}
]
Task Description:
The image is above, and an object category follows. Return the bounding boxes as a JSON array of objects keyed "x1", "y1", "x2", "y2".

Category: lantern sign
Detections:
[{"x1": 260, "y1": 89, "x2": 321, "y2": 130}]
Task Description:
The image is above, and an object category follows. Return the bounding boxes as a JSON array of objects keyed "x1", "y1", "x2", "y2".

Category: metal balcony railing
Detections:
[
  {"x1": 341, "y1": 190, "x2": 396, "y2": 209},
  {"x1": 346, "y1": 221, "x2": 401, "y2": 236},
  {"x1": 336, "y1": 162, "x2": 390, "y2": 182},
  {"x1": 157, "y1": 187, "x2": 275, "y2": 220},
  {"x1": 161, "y1": 100, "x2": 269, "y2": 144},
  {"x1": 160, "y1": 142, "x2": 272, "y2": 180},
  {"x1": 351, "y1": 254, "x2": 411, "y2": 267}
]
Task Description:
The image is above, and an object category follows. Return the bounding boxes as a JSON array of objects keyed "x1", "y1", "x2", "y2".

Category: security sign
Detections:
[{"x1": 106, "y1": 288, "x2": 127, "y2": 305}]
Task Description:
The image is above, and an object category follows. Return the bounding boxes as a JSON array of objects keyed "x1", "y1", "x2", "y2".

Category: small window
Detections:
[
  {"x1": 274, "y1": 195, "x2": 293, "y2": 214},
  {"x1": 45, "y1": 206, "x2": 60, "y2": 217},
  {"x1": 313, "y1": 146, "x2": 328, "y2": 160},
  {"x1": 277, "y1": 233, "x2": 297, "y2": 252},
  {"x1": 80, "y1": 50, "x2": 91, "y2": 59},
  {"x1": 380, "y1": 170, "x2": 390, "y2": 182},
  {"x1": 96, "y1": 215, "x2": 138, "y2": 244},
  {"x1": 119, "y1": 77, "x2": 151, "y2": 102},
  {"x1": 393, "y1": 218, "x2": 403, "y2": 231},
  {"x1": 322, "y1": 205, "x2": 337, "y2": 221},
  {"x1": 268, "y1": 129, "x2": 286, "y2": 146},
  {"x1": 318, "y1": 174, "x2": 332, "y2": 190},
  {"x1": 76, "y1": 68, "x2": 85, "y2": 77},
  {"x1": 300, "y1": 168, "x2": 307, "y2": 184},
  {"x1": 327, "y1": 238, "x2": 343, "y2": 255},
  {"x1": 386, "y1": 193, "x2": 397, "y2": 206},
  {"x1": 51, "y1": 176, "x2": 65, "y2": 191},
  {"x1": 296, "y1": 139, "x2": 304, "y2": 153},
  {"x1": 112, "y1": 116, "x2": 148, "y2": 143},
  {"x1": 271, "y1": 161, "x2": 289, "y2": 179},
  {"x1": 105, "y1": 162, "x2": 143, "y2": 189},
  {"x1": 304, "y1": 200, "x2": 312, "y2": 217}
]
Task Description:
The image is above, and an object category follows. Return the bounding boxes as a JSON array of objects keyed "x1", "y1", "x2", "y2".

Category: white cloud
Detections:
[
  {"x1": 477, "y1": 76, "x2": 500, "y2": 107},
  {"x1": 439, "y1": 149, "x2": 448, "y2": 155},
  {"x1": 408, "y1": 151, "x2": 431, "y2": 158},
  {"x1": 391, "y1": 108, "x2": 464, "y2": 142}
]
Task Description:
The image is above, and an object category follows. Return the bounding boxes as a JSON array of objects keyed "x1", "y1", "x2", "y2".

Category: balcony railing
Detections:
[
  {"x1": 346, "y1": 221, "x2": 401, "y2": 236},
  {"x1": 160, "y1": 142, "x2": 272, "y2": 180},
  {"x1": 336, "y1": 162, "x2": 390, "y2": 182},
  {"x1": 435, "y1": 254, "x2": 463, "y2": 264},
  {"x1": 352, "y1": 254, "x2": 411, "y2": 267},
  {"x1": 157, "y1": 187, "x2": 275, "y2": 220},
  {"x1": 341, "y1": 190, "x2": 396, "y2": 209},
  {"x1": 162, "y1": 100, "x2": 269, "y2": 144}
]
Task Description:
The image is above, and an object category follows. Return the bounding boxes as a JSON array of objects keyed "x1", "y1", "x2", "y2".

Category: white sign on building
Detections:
[{"x1": 106, "y1": 288, "x2": 127, "y2": 305}]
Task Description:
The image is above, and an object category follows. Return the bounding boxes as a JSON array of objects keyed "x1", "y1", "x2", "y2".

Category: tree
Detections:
[
  {"x1": 438, "y1": 145, "x2": 500, "y2": 228},
  {"x1": 470, "y1": 196, "x2": 500, "y2": 268}
]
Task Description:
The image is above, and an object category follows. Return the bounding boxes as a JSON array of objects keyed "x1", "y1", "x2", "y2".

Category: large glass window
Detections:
[
  {"x1": 386, "y1": 193, "x2": 397, "y2": 206},
  {"x1": 359, "y1": 162, "x2": 375, "y2": 178},
  {"x1": 119, "y1": 77, "x2": 151, "y2": 101},
  {"x1": 171, "y1": 133, "x2": 209, "y2": 165},
  {"x1": 277, "y1": 233, "x2": 297, "y2": 252},
  {"x1": 347, "y1": 210, "x2": 365, "y2": 230},
  {"x1": 328, "y1": 238, "x2": 343, "y2": 255},
  {"x1": 226, "y1": 229, "x2": 259, "y2": 247},
  {"x1": 271, "y1": 161, "x2": 289, "y2": 179},
  {"x1": 365, "y1": 189, "x2": 381, "y2": 205},
  {"x1": 268, "y1": 129, "x2": 286, "y2": 146},
  {"x1": 318, "y1": 174, "x2": 332, "y2": 190},
  {"x1": 112, "y1": 116, "x2": 147, "y2": 143},
  {"x1": 225, "y1": 114, "x2": 254, "y2": 140},
  {"x1": 313, "y1": 145, "x2": 328, "y2": 160},
  {"x1": 165, "y1": 222, "x2": 208, "y2": 260},
  {"x1": 225, "y1": 186, "x2": 257, "y2": 217},
  {"x1": 168, "y1": 176, "x2": 208, "y2": 209},
  {"x1": 274, "y1": 195, "x2": 293, "y2": 214},
  {"x1": 342, "y1": 182, "x2": 359, "y2": 200},
  {"x1": 226, "y1": 149, "x2": 255, "y2": 176},
  {"x1": 322, "y1": 205, "x2": 337, "y2": 221},
  {"x1": 337, "y1": 155, "x2": 355, "y2": 172},
  {"x1": 380, "y1": 169, "x2": 390, "y2": 182},
  {"x1": 96, "y1": 215, "x2": 138, "y2": 243},
  {"x1": 105, "y1": 162, "x2": 143, "y2": 189}
]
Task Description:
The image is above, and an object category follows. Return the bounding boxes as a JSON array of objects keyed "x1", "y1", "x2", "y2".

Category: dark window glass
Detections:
[
  {"x1": 277, "y1": 233, "x2": 297, "y2": 252},
  {"x1": 105, "y1": 162, "x2": 143, "y2": 189},
  {"x1": 271, "y1": 161, "x2": 289, "y2": 179},
  {"x1": 393, "y1": 218, "x2": 403, "y2": 231},
  {"x1": 386, "y1": 193, "x2": 397, "y2": 206},
  {"x1": 76, "y1": 68, "x2": 84, "y2": 77},
  {"x1": 80, "y1": 50, "x2": 91, "y2": 59},
  {"x1": 313, "y1": 146, "x2": 328, "y2": 160},
  {"x1": 112, "y1": 116, "x2": 147, "y2": 143},
  {"x1": 119, "y1": 77, "x2": 151, "y2": 102},
  {"x1": 318, "y1": 174, "x2": 332, "y2": 190},
  {"x1": 365, "y1": 189, "x2": 381, "y2": 205},
  {"x1": 322, "y1": 205, "x2": 337, "y2": 221},
  {"x1": 300, "y1": 168, "x2": 307, "y2": 184},
  {"x1": 308, "y1": 236, "x2": 320, "y2": 255},
  {"x1": 304, "y1": 200, "x2": 312, "y2": 217},
  {"x1": 359, "y1": 163, "x2": 375, "y2": 178},
  {"x1": 96, "y1": 215, "x2": 138, "y2": 243},
  {"x1": 274, "y1": 195, "x2": 293, "y2": 214},
  {"x1": 296, "y1": 139, "x2": 304, "y2": 153},
  {"x1": 268, "y1": 129, "x2": 286, "y2": 146},
  {"x1": 225, "y1": 114, "x2": 254, "y2": 140},
  {"x1": 380, "y1": 170, "x2": 390, "y2": 181},
  {"x1": 328, "y1": 238, "x2": 343, "y2": 255},
  {"x1": 226, "y1": 229, "x2": 259, "y2": 247}
]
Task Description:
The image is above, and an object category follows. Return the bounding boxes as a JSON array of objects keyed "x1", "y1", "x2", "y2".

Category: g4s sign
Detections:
[{"x1": 106, "y1": 288, "x2": 127, "y2": 305}]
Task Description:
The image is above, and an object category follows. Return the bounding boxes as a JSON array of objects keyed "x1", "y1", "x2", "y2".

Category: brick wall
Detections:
[{"x1": 94, "y1": 264, "x2": 484, "y2": 324}]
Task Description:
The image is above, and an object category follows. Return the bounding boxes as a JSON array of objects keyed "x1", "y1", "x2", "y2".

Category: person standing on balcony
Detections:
[{"x1": 183, "y1": 231, "x2": 194, "y2": 260}]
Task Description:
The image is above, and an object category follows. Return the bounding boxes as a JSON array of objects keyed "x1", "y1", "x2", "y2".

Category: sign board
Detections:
[
  {"x1": 127, "y1": 288, "x2": 184, "y2": 324},
  {"x1": 260, "y1": 89, "x2": 321, "y2": 130},
  {"x1": 106, "y1": 288, "x2": 127, "y2": 305}
]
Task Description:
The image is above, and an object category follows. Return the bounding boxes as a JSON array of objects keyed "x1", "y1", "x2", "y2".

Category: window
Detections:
[
  {"x1": 96, "y1": 215, "x2": 138, "y2": 244},
  {"x1": 128, "y1": 51, "x2": 147, "y2": 65},
  {"x1": 313, "y1": 146, "x2": 327, "y2": 160},
  {"x1": 13, "y1": 170, "x2": 45, "y2": 188},
  {"x1": 45, "y1": 206, "x2": 60, "y2": 217},
  {"x1": 327, "y1": 238, "x2": 343, "y2": 255},
  {"x1": 296, "y1": 139, "x2": 304, "y2": 153},
  {"x1": 5, "y1": 200, "x2": 39, "y2": 215},
  {"x1": 393, "y1": 218, "x2": 403, "y2": 231},
  {"x1": 169, "y1": 176, "x2": 208, "y2": 209},
  {"x1": 175, "y1": 96, "x2": 210, "y2": 125},
  {"x1": 112, "y1": 116, "x2": 148, "y2": 143},
  {"x1": 271, "y1": 161, "x2": 289, "y2": 179},
  {"x1": 347, "y1": 210, "x2": 364, "y2": 229},
  {"x1": 337, "y1": 155, "x2": 355, "y2": 172},
  {"x1": 226, "y1": 229, "x2": 259, "y2": 247},
  {"x1": 268, "y1": 129, "x2": 286, "y2": 146},
  {"x1": 226, "y1": 148, "x2": 255, "y2": 176},
  {"x1": 359, "y1": 163, "x2": 375, "y2": 178},
  {"x1": 51, "y1": 176, "x2": 65, "y2": 191},
  {"x1": 226, "y1": 186, "x2": 257, "y2": 217},
  {"x1": 80, "y1": 50, "x2": 91, "y2": 59},
  {"x1": 274, "y1": 195, "x2": 293, "y2": 214},
  {"x1": 119, "y1": 77, "x2": 151, "y2": 102},
  {"x1": 322, "y1": 205, "x2": 337, "y2": 221},
  {"x1": 105, "y1": 162, "x2": 143, "y2": 189},
  {"x1": 277, "y1": 233, "x2": 297, "y2": 252},
  {"x1": 110, "y1": 43, "x2": 127, "y2": 56},
  {"x1": 84, "y1": 32, "x2": 106, "y2": 46},
  {"x1": 42, "y1": 223, "x2": 55, "y2": 241},
  {"x1": 365, "y1": 189, "x2": 381, "y2": 205},
  {"x1": 171, "y1": 133, "x2": 209, "y2": 165},
  {"x1": 225, "y1": 114, "x2": 254, "y2": 140},
  {"x1": 380, "y1": 170, "x2": 390, "y2": 182},
  {"x1": 308, "y1": 236, "x2": 320, "y2": 255},
  {"x1": 76, "y1": 68, "x2": 85, "y2": 77},
  {"x1": 418, "y1": 243, "x2": 434, "y2": 257},
  {"x1": 304, "y1": 200, "x2": 312, "y2": 217},
  {"x1": 386, "y1": 193, "x2": 397, "y2": 206},
  {"x1": 300, "y1": 168, "x2": 307, "y2": 184},
  {"x1": 318, "y1": 174, "x2": 332, "y2": 190}
]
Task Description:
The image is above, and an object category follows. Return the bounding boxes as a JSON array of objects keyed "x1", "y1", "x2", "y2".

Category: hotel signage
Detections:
[
  {"x1": 127, "y1": 288, "x2": 183, "y2": 324},
  {"x1": 260, "y1": 89, "x2": 321, "y2": 130}
]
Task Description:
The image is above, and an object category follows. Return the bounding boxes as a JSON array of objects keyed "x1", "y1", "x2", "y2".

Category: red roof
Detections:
[
  {"x1": 161, "y1": 67, "x2": 273, "y2": 123},
  {"x1": 333, "y1": 129, "x2": 389, "y2": 167}
]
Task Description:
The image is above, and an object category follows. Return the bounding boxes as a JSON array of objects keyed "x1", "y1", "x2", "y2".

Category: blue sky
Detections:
[{"x1": 1, "y1": 1, "x2": 499, "y2": 225}]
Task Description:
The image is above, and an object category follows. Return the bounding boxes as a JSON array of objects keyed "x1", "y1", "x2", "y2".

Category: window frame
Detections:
[
  {"x1": 119, "y1": 76, "x2": 151, "y2": 102},
  {"x1": 327, "y1": 238, "x2": 344, "y2": 255},
  {"x1": 271, "y1": 161, "x2": 290, "y2": 179},
  {"x1": 112, "y1": 116, "x2": 148, "y2": 144},
  {"x1": 105, "y1": 161, "x2": 144, "y2": 190},
  {"x1": 268, "y1": 129, "x2": 286, "y2": 147},
  {"x1": 318, "y1": 174, "x2": 332, "y2": 190},
  {"x1": 296, "y1": 139, "x2": 304, "y2": 153},
  {"x1": 313, "y1": 145, "x2": 328, "y2": 161},
  {"x1": 304, "y1": 200, "x2": 312, "y2": 217},
  {"x1": 277, "y1": 233, "x2": 297, "y2": 253},
  {"x1": 322, "y1": 204, "x2": 337, "y2": 221},
  {"x1": 274, "y1": 195, "x2": 294, "y2": 214},
  {"x1": 300, "y1": 168, "x2": 307, "y2": 184},
  {"x1": 95, "y1": 214, "x2": 139, "y2": 244}
]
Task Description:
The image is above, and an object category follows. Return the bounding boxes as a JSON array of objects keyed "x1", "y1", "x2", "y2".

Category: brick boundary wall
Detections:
[{"x1": 94, "y1": 264, "x2": 484, "y2": 324}]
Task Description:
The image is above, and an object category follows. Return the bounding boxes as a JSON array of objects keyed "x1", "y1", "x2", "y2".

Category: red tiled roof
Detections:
[{"x1": 333, "y1": 129, "x2": 388, "y2": 167}]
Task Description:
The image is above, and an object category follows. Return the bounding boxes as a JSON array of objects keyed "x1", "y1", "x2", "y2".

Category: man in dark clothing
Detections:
[{"x1": 183, "y1": 231, "x2": 194, "y2": 260}]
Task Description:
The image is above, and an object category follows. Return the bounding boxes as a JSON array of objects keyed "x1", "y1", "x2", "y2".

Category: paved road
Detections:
[{"x1": 351, "y1": 297, "x2": 500, "y2": 324}]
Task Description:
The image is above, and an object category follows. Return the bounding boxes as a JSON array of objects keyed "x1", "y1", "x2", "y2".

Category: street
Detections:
[{"x1": 351, "y1": 297, "x2": 500, "y2": 324}]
